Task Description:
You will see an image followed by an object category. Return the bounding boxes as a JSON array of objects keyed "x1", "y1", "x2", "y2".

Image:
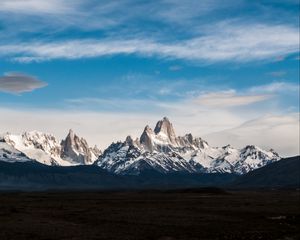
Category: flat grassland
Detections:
[{"x1": 0, "y1": 189, "x2": 299, "y2": 240}]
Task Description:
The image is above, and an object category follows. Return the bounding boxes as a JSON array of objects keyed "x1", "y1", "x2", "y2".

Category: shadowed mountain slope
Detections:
[{"x1": 231, "y1": 156, "x2": 300, "y2": 188}]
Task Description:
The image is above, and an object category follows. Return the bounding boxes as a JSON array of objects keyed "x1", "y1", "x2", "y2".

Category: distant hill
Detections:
[
  {"x1": 1, "y1": 156, "x2": 298, "y2": 190},
  {"x1": 0, "y1": 161, "x2": 124, "y2": 190},
  {"x1": 0, "y1": 161, "x2": 237, "y2": 190},
  {"x1": 231, "y1": 156, "x2": 300, "y2": 188}
]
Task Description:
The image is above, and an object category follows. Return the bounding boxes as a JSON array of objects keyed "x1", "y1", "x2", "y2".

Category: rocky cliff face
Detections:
[
  {"x1": 140, "y1": 125, "x2": 155, "y2": 152},
  {"x1": 154, "y1": 117, "x2": 178, "y2": 145},
  {"x1": 61, "y1": 129, "x2": 100, "y2": 165}
]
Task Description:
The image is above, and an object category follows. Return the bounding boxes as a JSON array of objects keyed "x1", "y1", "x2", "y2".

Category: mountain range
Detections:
[
  {"x1": 1, "y1": 117, "x2": 281, "y2": 176},
  {"x1": 1, "y1": 130, "x2": 101, "y2": 166}
]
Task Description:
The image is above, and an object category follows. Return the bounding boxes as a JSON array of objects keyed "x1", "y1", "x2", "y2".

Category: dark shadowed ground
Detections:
[{"x1": 0, "y1": 189, "x2": 299, "y2": 240}]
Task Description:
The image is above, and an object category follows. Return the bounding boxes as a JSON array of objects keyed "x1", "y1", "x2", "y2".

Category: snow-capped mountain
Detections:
[
  {"x1": 61, "y1": 129, "x2": 101, "y2": 165},
  {"x1": 1, "y1": 130, "x2": 101, "y2": 166},
  {"x1": 0, "y1": 138, "x2": 32, "y2": 163},
  {"x1": 96, "y1": 117, "x2": 281, "y2": 175},
  {"x1": 0, "y1": 117, "x2": 281, "y2": 175}
]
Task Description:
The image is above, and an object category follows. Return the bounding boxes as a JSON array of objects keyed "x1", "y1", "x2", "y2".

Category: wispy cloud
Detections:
[
  {"x1": 205, "y1": 114, "x2": 300, "y2": 156},
  {"x1": 65, "y1": 98, "x2": 166, "y2": 113},
  {"x1": 0, "y1": 0, "x2": 126, "y2": 39},
  {"x1": 249, "y1": 82, "x2": 299, "y2": 93},
  {"x1": 1, "y1": 23, "x2": 298, "y2": 63},
  {"x1": 0, "y1": 0, "x2": 298, "y2": 64},
  {"x1": 63, "y1": 80, "x2": 298, "y2": 114},
  {"x1": 194, "y1": 90, "x2": 271, "y2": 108},
  {"x1": 0, "y1": 72, "x2": 47, "y2": 94},
  {"x1": 0, "y1": 0, "x2": 75, "y2": 14},
  {"x1": 0, "y1": 0, "x2": 230, "y2": 31},
  {"x1": 154, "y1": 0, "x2": 230, "y2": 24},
  {"x1": 91, "y1": 73, "x2": 198, "y2": 100}
]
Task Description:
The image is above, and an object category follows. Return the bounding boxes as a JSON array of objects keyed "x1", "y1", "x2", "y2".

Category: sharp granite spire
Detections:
[
  {"x1": 140, "y1": 125, "x2": 155, "y2": 152},
  {"x1": 61, "y1": 129, "x2": 99, "y2": 165},
  {"x1": 154, "y1": 117, "x2": 178, "y2": 145}
]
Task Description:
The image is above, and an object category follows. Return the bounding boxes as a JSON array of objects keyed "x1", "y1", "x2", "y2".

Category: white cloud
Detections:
[
  {"x1": 156, "y1": 0, "x2": 226, "y2": 24},
  {"x1": 205, "y1": 114, "x2": 300, "y2": 157},
  {"x1": 0, "y1": 0, "x2": 75, "y2": 14},
  {"x1": 1, "y1": 23, "x2": 298, "y2": 63},
  {"x1": 249, "y1": 82, "x2": 299, "y2": 93},
  {"x1": 0, "y1": 0, "x2": 123, "y2": 37},
  {"x1": 0, "y1": 72, "x2": 47, "y2": 94},
  {"x1": 0, "y1": 0, "x2": 228, "y2": 30},
  {"x1": 194, "y1": 90, "x2": 271, "y2": 107},
  {"x1": 65, "y1": 97, "x2": 167, "y2": 112}
]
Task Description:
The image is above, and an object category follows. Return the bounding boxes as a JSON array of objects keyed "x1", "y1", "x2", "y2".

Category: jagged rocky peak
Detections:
[
  {"x1": 125, "y1": 135, "x2": 134, "y2": 146},
  {"x1": 22, "y1": 130, "x2": 59, "y2": 144},
  {"x1": 269, "y1": 148, "x2": 280, "y2": 157},
  {"x1": 66, "y1": 128, "x2": 74, "y2": 138},
  {"x1": 177, "y1": 133, "x2": 208, "y2": 149},
  {"x1": 239, "y1": 144, "x2": 280, "y2": 161},
  {"x1": 61, "y1": 129, "x2": 100, "y2": 165},
  {"x1": 193, "y1": 137, "x2": 208, "y2": 149},
  {"x1": 186, "y1": 133, "x2": 193, "y2": 144},
  {"x1": 241, "y1": 145, "x2": 261, "y2": 156},
  {"x1": 144, "y1": 125, "x2": 153, "y2": 133},
  {"x1": 177, "y1": 133, "x2": 193, "y2": 146},
  {"x1": 139, "y1": 118, "x2": 204, "y2": 151},
  {"x1": 18, "y1": 130, "x2": 61, "y2": 154},
  {"x1": 140, "y1": 125, "x2": 154, "y2": 152},
  {"x1": 92, "y1": 145, "x2": 102, "y2": 156},
  {"x1": 154, "y1": 117, "x2": 177, "y2": 144},
  {"x1": 63, "y1": 129, "x2": 78, "y2": 148}
]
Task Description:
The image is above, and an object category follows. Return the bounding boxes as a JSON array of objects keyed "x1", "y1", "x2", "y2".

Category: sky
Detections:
[{"x1": 0, "y1": 0, "x2": 299, "y2": 156}]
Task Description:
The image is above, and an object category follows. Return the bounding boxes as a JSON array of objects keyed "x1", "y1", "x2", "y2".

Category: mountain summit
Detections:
[
  {"x1": 61, "y1": 129, "x2": 100, "y2": 165},
  {"x1": 154, "y1": 117, "x2": 178, "y2": 145},
  {"x1": 96, "y1": 117, "x2": 280, "y2": 175}
]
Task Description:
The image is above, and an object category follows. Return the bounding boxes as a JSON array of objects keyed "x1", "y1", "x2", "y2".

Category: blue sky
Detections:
[{"x1": 0, "y1": 0, "x2": 299, "y2": 155}]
